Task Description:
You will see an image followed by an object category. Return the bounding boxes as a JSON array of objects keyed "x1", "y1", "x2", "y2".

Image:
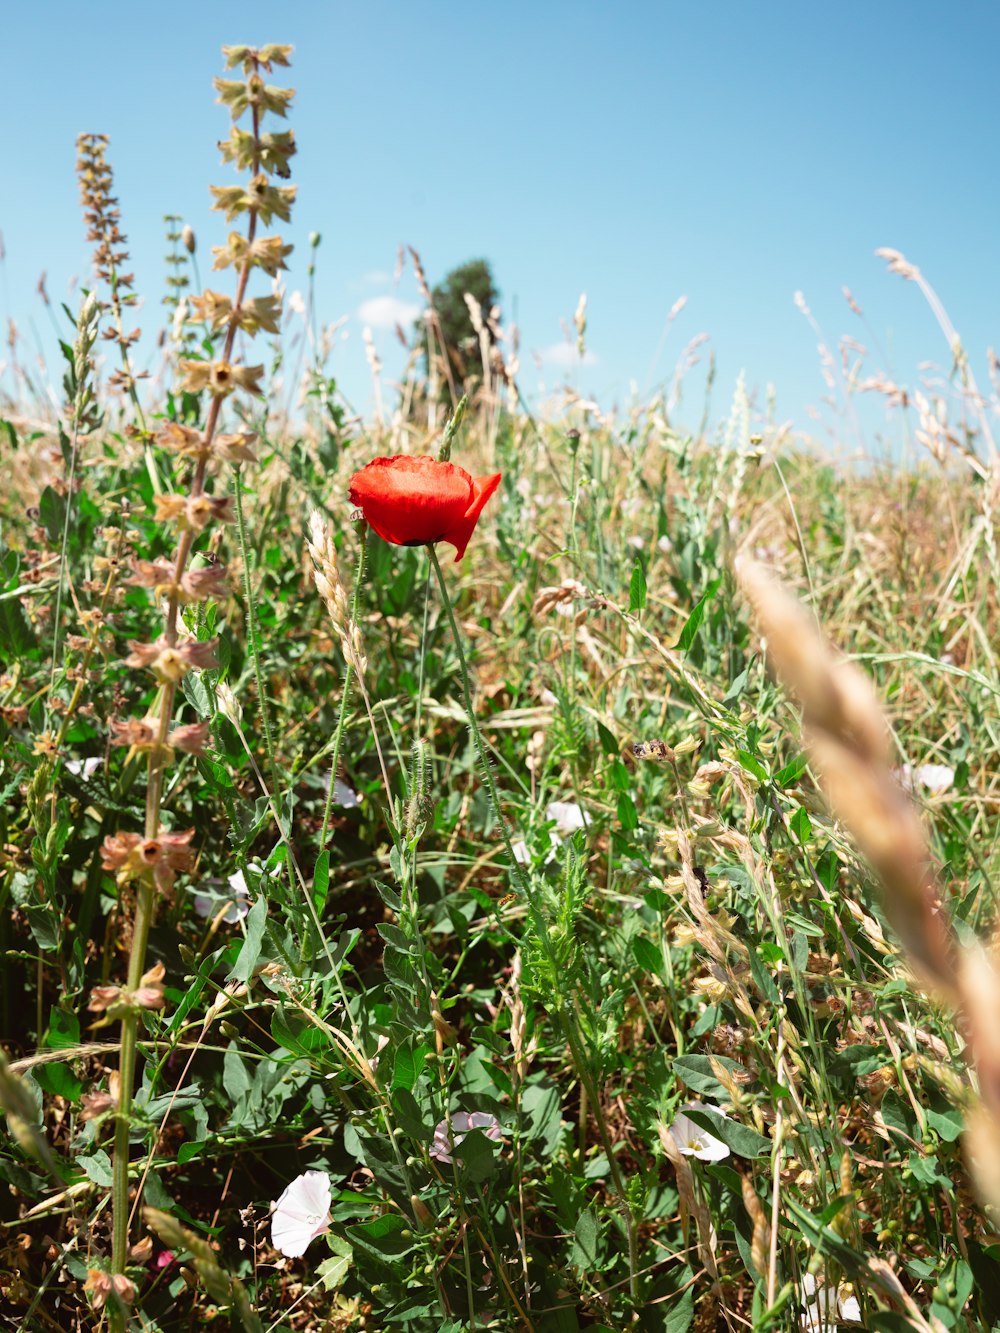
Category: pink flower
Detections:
[{"x1": 430, "y1": 1111, "x2": 504, "y2": 1164}]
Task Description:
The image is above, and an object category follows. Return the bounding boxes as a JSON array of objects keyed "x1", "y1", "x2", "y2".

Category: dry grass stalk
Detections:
[
  {"x1": 736, "y1": 556, "x2": 955, "y2": 994},
  {"x1": 735, "y1": 554, "x2": 1000, "y2": 1220}
]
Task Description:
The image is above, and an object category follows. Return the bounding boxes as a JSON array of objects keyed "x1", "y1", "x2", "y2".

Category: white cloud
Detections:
[
  {"x1": 538, "y1": 341, "x2": 599, "y2": 368},
  {"x1": 357, "y1": 295, "x2": 421, "y2": 328},
  {"x1": 361, "y1": 269, "x2": 390, "y2": 286}
]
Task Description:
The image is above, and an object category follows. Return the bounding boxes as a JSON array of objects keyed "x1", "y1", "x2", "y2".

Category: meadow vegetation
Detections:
[{"x1": 2, "y1": 42, "x2": 1000, "y2": 1333}]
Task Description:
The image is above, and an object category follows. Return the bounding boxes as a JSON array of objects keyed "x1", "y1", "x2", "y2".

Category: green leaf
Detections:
[
  {"x1": 675, "y1": 577, "x2": 720, "y2": 651},
  {"x1": 789, "y1": 806, "x2": 812, "y2": 844},
  {"x1": 37, "y1": 487, "x2": 68, "y2": 546},
  {"x1": 223, "y1": 1046, "x2": 253, "y2": 1105},
  {"x1": 0, "y1": 592, "x2": 37, "y2": 659},
  {"x1": 32, "y1": 1062, "x2": 81, "y2": 1102},
  {"x1": 672, "y1": 1054, "x2": 751, "y2": 1099},
  {"x1": 316, "y1": 1241, "x2": 352, "y2": 1293},
  {"x1": 345, "y1": 1214, "x2": 414, "y2": 1271},
  {"x1": 391, "y1": 1044, "x2": 420, "y2": 1092},
  {"x1": 925, "y1": 1106, "x2": 963, "y2": 1143},
  {"x1": 571, "y1": 1208, "x2": 600, "y2": 1271},
  {"x1": 382, "y1": 944, "x2": 418, "y2": 992},
  {"x1": 629, "y1": 561, "x2": 647, "y2": 612},
  {"x1": 773, "y1": 753, "x2": 809, "y2": 787},
  {"x1": 312, "y1": 850, "x2": 329, "y2": 915},
  {"x1": 177, "y1": 1140, "x2": 208, "y2": 1166},
  {"x1": 270, "y1": 1006, "x2": 330, "y2": 1059},
  {"x1": 685, "y1": 1107, "x2": 770, "y2": 1158},
  {"x1": 664, "y1": 1285, "x2": 696, "y2": 1333},
  {"x1": 748, "y1": 948, "x2": 781, "y2": 1004},
  {"x1": 226, "y1": 895, "x2": 267, "y2": 983},
  {"x1": 735, "y1": 749, "x2": 769, "y2": 783},
  {"x1": 616, "y1": 792, "x2": 639, "y2": 831},
  {"x1": 44, "y1": 1007, "x2": 80, "y2": 1051},
  {"x1": 77, "y1": 1149, "x2": 113, "y2": 1186},
  {"x1": 827, "y1": 1045, "x2": 885, "y2": 1081},
  {"x1": 455, "y1": 1128, "x2": 499, "y2": 1182},
  {"x1": 390, "y1": 1087, "x2": 427, "y2": 1138},
  {"x1": 632, "y1": 936, "x2": 663, "y2": 978}
]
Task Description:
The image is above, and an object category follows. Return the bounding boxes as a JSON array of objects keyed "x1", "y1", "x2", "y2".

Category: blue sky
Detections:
[{"x1": 4, "y1": 2, "x2": 998, "y2": 445}]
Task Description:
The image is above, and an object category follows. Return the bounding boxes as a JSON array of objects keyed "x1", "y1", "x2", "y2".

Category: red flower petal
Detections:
[
  {"x1": 347, "y1": 455, "x2": 501, "y2": 560},
  {"x1": 440, "y1": 472, "x2": 503, "y2": 561}
]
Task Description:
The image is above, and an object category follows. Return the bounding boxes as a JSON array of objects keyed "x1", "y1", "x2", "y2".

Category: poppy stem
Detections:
[{"x1": 427, "y1": 548, "x2": 532, "y2": 906}]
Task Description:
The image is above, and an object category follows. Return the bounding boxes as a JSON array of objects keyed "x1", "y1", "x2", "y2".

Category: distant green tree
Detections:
[{"x1": 418, "y1": 258, "x2": 500, "y2": 394}]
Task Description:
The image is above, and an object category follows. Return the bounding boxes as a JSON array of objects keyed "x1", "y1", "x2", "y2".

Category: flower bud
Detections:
[{"x1": 182, "y1": 225, "x2": 196, "y2": 254}]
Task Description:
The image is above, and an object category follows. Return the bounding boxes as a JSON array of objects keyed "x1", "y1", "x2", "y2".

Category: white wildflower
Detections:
[
  {"x1": 668, "y1": 1101, "x2": 730, "y2": 1162},
  {"x1": 270, "y1": 1170, "x2": 332, "y2": 1258}
]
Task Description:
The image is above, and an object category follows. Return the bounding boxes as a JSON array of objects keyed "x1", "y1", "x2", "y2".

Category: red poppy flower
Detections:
[{"x1": 348, "y1": 455, "x2": 502, "y2": 562}]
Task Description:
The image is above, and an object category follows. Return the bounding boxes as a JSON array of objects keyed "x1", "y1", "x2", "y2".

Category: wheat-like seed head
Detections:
[{"x1": 735, "y1": 554, "x2": 1000, "y2": 1219}]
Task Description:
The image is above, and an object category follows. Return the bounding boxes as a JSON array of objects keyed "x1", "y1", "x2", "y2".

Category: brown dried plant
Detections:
[
  {"x1": 736, "y1": 554, "x2": 1000, "y2": 1225},
  {"x1": 98, "y1": 43, "x2": 296, "y2": 1303},
  {"x1": 76, "y1": 134, "x2": 146, "y2": 416}
]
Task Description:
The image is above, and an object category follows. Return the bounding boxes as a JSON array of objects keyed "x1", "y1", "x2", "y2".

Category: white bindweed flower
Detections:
[
  {"x1": 193, "y1": 860, "x2": 276, "y2": 923},
  {"x1": 546, "y1": 800, "x2": 591, "y2": 837},
  {"x1": 327, "y1": 775, "x2": 361, "y2": 808},
  {"x1": 66, "y1": 757, "x2": 102, "y2": 780},
  {"x1": 270, "y1": 1169, "x2": 332, "y2": 1258},
  {"x1": 668, "y1": 1101, "x2": 731, "y2": 1161},
  {"x1": 895, "y1": 762, "x2": 954, "y2": 796},
  {"x1": 800, "y1": 1275, "x2": 861, "y2": 1329},
  {"x1": 511, "y1": 840, "x2": 531, "y2": 865},
  {"x1": 914, "y1": 762, "x2": 954, "y2": 795},
  {"x1": 194, "y1": 870, "x2": 251, "y2": 923},
  {"x1": 430, "y1": 1111, "x2": 504, "y2": 1164}
]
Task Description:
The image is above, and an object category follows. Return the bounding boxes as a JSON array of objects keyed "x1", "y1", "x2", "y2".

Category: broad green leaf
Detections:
[
  {"x1": 789, "y1": 806, "x2": 812, "y2": 844},
  {"x1": 77, "y1": 1150, "x2": 113, "y2": 1186},
  {"x1": 312, "y1": 850, "x2": 329, "y2": 914},
  {"x1": 226, "y1": 894, "x2": 267, "y2": 983},
  {"x1": 685, "y1": 1106, "x2": 770, "y2": 1158},
  {"x1": 571, "y1": 1207, "x2": 600, "y2": 1271},
  {"x1": 673, "y1": 1054, "x2": 751, "y2": 1099}
]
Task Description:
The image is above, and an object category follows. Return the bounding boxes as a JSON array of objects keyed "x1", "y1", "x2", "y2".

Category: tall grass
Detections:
[{"x1": 0, "y1": 41, "x2": 998, "y2": 1333}]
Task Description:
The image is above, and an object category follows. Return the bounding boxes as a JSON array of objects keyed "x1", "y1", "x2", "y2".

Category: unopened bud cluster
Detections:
[{"x1": 76, "y1": 133, "x2": 145, "y2": 396}]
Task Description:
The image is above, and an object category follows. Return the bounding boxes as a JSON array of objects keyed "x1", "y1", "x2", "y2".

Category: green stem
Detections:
[
  {"x1": 318, "y1": 527, "x2": 368, "y2": 849},
  {"x1": 110, "y1": 872, "x2": 155, "y2": 1309},
  {"x1": 428, "y1": 547, "x2": 531, "y2": 906},
  {"x1": 234, "y1": 467, "x2": 279, "y2": 790}
]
